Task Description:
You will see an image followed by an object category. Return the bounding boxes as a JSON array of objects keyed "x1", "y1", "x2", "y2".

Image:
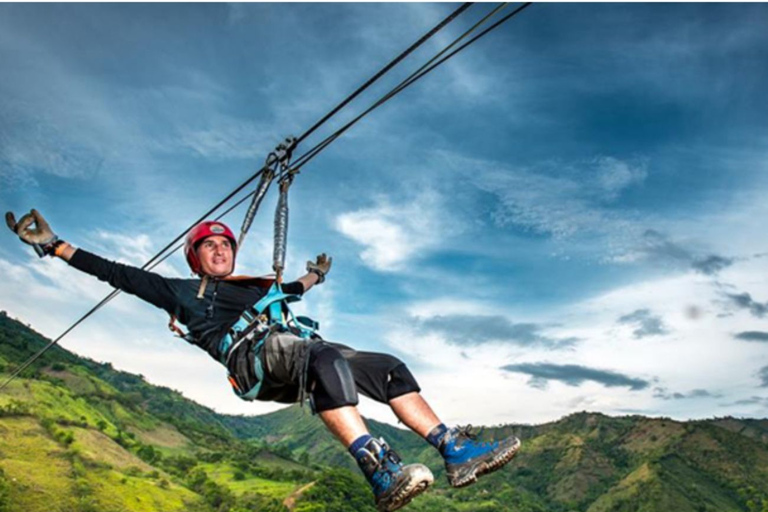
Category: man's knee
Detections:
[
  {"x1": 387, "y1": 363, "x2": 421, "y2": 400},
  {"x1": 309, "y1": 343, "x2": 359, "y2": 412}
]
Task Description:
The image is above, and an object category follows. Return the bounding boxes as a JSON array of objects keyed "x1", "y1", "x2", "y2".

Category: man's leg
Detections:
[
  {"x1": 324, "y1": 343, "x2": 521, "y2": 491},
  {"x1": 307, "y1": 343, "x2": 433, "y2": 512},
  {"x1": 318, "y1": 405, "x2": 368, "y2": 446},
  {"x1": 387, "y1": 381, "x2": 521, "y2": 489},
  {"x1": 389, "y1": 392, "x2": 442, "y2": 438}
]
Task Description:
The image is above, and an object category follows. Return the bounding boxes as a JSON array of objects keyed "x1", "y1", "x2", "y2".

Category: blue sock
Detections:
[
  {"x1": 426, "y1": 423, "x2": 448, "y2": 449},
  {"x1": 349, "y1": 434, "x2": 373, "y2": 457}
]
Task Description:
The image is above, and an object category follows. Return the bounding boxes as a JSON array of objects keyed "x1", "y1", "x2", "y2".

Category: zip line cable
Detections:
[
  {"x1": 289, "y1": 2, "x2": 532, "y2": 175},
  {"x1": 291, "y1": 2, "x2": 513, "y2": 170},
  {"x1": 297, "y1": 2, "x2": 473, "y2": 145},
  {"x1": 0, "y1": 5, "x2": 479, "y2": 391},
  {"x1": 118, "y1": 3, "x2": 477, "y2": 273}
]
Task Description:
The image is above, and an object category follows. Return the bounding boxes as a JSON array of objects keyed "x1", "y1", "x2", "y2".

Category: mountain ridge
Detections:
[{"x1": 1, "y1": 311, "x2": 767, "y2": 512}]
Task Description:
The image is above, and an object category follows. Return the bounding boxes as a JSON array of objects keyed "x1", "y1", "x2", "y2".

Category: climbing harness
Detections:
[{"x1": 167, "y1": 137, "x2": 320, "y2": 401}]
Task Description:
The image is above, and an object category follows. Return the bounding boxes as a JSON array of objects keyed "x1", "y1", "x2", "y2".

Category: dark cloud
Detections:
[
  {"x1": 638, "y1": 230, "x2": 733, "y2": 276},
  {"x1": 617, "y1": 309, "x2": 669, "y2": 338},
  {"x1": 759, "y1": 366, "x2": 768, "y2": 388},
  {"x1": 501, "y1": 362, "x2": 650, "y2": 390},
  {"x1": 687, "y1": 389, "x2": 717, "y2": 398},
  {"x1": 691, "y1": 255, "x2": 734, "y2": 276},
  {"x1": 413, "y1": 314, "x2": 579, "y2": 349},
  {"x1": 734, "y1": 331, "x2": 768, "y2": 342},
  {"x1": 654, "y1": 387, "x2": 721, "y2": 400},
  {"x1": 731, "y1": 396, "x2": 768, "y2": 406},
  {"x1": 641, "y1": 230, "x2": 692, "y2": 262},
  {"x1": 725, "y1": 292, "x2": 768, "y2": 318}
]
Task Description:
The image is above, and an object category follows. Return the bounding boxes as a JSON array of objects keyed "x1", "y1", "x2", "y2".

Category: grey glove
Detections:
[
  {"x1": 306, "y1": 253, "x2": 332, "y2": 284},
  {"x1": 6, "y1": 209, "x2": 60, "y2": 257}
]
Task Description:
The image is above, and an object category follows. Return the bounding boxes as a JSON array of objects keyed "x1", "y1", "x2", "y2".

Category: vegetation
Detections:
[
  {"x1": 0, "y1": 468, "x2": 10, "y2": 512},
  {"x1": 1, "y1": 313, "x2": 768, "y2": 512}
]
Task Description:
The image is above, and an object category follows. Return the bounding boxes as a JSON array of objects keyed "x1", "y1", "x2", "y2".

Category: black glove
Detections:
[
  {"x1": 306, "y1": 253, "x2": 332, "y2": 284},
  {"x1": 6, "y1": 209, "x2": 60, "y2": 257}
]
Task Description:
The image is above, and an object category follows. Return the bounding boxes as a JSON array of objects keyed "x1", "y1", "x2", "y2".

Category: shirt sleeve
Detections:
[
  {"x1": 67, "y1": 249, "x2": 181, "y2": 314},
  {"x1": 281, "y1": 281, "x2": 305, "y2": 295}
]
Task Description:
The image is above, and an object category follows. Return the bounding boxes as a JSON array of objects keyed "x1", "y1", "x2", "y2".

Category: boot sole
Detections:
[
  {"x1": 448, "y1": 437, "x2": 521, "y2": 488},
  {"x1": 378, "y1": 465, "x2": 434, "y2": 512}
]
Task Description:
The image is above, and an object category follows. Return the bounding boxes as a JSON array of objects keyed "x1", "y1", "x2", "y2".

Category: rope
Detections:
[
  {"x1": 288, "y1": 2, "x2": 532, "y2": 175},
  {"x1": 296, "y1": 3, "x2": 473, "y2": 145}
]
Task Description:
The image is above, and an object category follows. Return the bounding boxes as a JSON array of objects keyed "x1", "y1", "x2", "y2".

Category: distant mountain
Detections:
[{"x1": 1, "y1": 312, "x2": 767, "y2": 512}]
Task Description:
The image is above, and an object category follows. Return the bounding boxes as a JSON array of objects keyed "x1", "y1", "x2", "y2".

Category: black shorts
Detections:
[{"x1": 255, "y1": 332, "x2": 420, "y2": 408}]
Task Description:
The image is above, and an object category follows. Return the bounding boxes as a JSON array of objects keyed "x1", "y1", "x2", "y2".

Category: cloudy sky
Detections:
[{"x1": 2, "y1": 3, "x2": 768, "y2": 427}]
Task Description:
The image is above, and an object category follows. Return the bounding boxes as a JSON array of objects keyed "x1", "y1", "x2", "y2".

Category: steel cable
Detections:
[
  {"x1": 289, "y1": 2, "x2": 532, "y2": 174},
  {"x1": 297, "y1": 3, "x2": 473, "y2": 145}
]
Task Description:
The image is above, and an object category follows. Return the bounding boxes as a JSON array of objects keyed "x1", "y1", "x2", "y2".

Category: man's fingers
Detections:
[
  {"x1": 5, "y1": 212, "x2": 17, "y2": 233},
  {"x1": 31, "y1": 209, "x2": 51, "y2": 231},
  {"x1": 16, "y1": 212, "x2": 36, "y2": 234}
]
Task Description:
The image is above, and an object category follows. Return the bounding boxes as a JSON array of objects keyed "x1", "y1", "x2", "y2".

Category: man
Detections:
[{"x1": 6, "y1": 209, "x2": 521, "y2": 512}]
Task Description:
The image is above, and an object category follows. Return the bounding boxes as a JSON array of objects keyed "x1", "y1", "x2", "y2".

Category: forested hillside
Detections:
[{"x1": 1, "y1": 312, "x2": 767, "y2": 512}]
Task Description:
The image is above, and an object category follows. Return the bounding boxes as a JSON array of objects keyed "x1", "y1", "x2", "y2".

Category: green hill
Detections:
[{"x1": 1, "y1": 311, "x2": 768, "y2": 512}]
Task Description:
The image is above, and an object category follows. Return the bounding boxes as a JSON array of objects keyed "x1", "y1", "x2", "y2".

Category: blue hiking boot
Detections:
[
  {"x1": 355, "y1": 437, "x2": 434, "y2": 512},
  {"x1": 438, "y1": 425, "x2": 521, "y2": 488}
]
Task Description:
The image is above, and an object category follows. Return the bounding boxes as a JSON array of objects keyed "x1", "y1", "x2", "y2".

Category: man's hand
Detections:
[
  {"x1": 6, "y1": 209, "x2": 60, "y2": 257},
  {"x1": 306, "y1": 253, "x2": 332, "y2": 284}
]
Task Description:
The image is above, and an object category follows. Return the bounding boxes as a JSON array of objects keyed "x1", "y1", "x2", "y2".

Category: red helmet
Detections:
[{"x1": 184, "y1": 221, "x2": 238, "y2": 276}]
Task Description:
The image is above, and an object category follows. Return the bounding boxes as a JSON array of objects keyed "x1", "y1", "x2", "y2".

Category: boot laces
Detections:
[
  {"x1": 456, "y1": 425, "x2": 478, "y2": 440},
  {"x1": 373, "y1": 439, "x2": 402, "y2": 484},
  {"x1": 455, "y1": 425, "x2": 496, "y2": 448}
]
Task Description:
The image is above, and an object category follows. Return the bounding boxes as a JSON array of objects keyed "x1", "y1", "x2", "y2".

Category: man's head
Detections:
[{"x1": 184, "y1": 221, "x2": 238, "y2": 277}]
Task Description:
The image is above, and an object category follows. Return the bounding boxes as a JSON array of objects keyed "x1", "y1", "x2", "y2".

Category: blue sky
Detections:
[{"x1": 2, "y1": 3, "x2": 768, "y2": 425}]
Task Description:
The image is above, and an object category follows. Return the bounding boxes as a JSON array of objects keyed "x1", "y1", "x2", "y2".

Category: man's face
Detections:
[{"x1": 197, "y1": 235, "x2": 234, "y2": 277}]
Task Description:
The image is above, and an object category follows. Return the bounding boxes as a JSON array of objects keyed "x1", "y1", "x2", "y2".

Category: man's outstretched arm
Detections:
[
  {"x1": 293, "y1": 253, "x2": 332, "y2": 294},
  {"x1": 6, "y1": 209, "x2": 181, "y2": 315}
]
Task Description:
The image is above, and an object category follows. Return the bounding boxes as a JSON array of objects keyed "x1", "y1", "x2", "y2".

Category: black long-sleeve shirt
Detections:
[{"x1": 68, "y1": 249, "x2": 303, "y2": 363}]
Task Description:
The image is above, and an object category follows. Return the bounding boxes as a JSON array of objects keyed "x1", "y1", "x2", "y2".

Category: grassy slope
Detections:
[
  {"x1": 0, "y1": 416, "x2": 201, "y2": 512},
  {"x1": 2, "y1": 312, "x2": 768, "y2": 512},
  {"x1": 0, "y1": 314, "x2": 310, "y2": 511}
]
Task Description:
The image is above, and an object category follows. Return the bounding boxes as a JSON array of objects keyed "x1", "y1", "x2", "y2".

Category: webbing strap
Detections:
[
  {"x1": 254, "y1": 282, "x2": 316, "y2": 339},
  {"x1": 218, "y1": 316, "x2": 252, "y2": 364},
  {"x1": 229, "y1": 338, "x2": 266, "y2": 401},
  {"x1": 168, "y1": 315, "x2": 194, "y2": 342}
]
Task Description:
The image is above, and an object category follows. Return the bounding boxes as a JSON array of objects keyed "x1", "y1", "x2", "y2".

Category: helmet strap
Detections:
[{"x1": 197, "y1": 275, "x2": 210, "y2": 299}]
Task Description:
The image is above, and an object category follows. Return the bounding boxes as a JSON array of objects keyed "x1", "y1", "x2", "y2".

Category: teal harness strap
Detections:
[
  {"x1": 218, "y1": 316, "x2": 251, "y2": 364},
  {"x1": 231, "y1": 337, "x2": 266, "y2": 401},
  {"x1": 221, "y1": 281, "x2": 319, "y2": 401},
  {"x1": 253, "y1": 282, "x2": 318, "y2": 338}
]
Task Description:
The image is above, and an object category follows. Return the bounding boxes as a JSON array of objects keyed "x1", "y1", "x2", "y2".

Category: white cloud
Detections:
[
  {"x1": 172, "y1": 115, "x2": 275, "y2": 161},
  {"x1": 435, "y1": 150, "x2": 647, "y2": 239},
  {"x1": 368, "y1": 254, "x2": 768, "y2": 424},
  {"x1": 335, "y1": 190, "x2": 455, "y2": 272},
  {"x1": 593, "y1": 156, "x2": 648, "y2": 201}
]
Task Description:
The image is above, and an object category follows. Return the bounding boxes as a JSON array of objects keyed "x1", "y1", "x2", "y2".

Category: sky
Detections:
[{"x1": 2, "y1": 2, "x2": 768, "y2": 427}]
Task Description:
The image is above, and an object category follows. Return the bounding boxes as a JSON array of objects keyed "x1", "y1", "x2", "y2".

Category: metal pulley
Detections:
[{"x1": 238, "y1": 136, "x2": 297, "y2": 249}]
